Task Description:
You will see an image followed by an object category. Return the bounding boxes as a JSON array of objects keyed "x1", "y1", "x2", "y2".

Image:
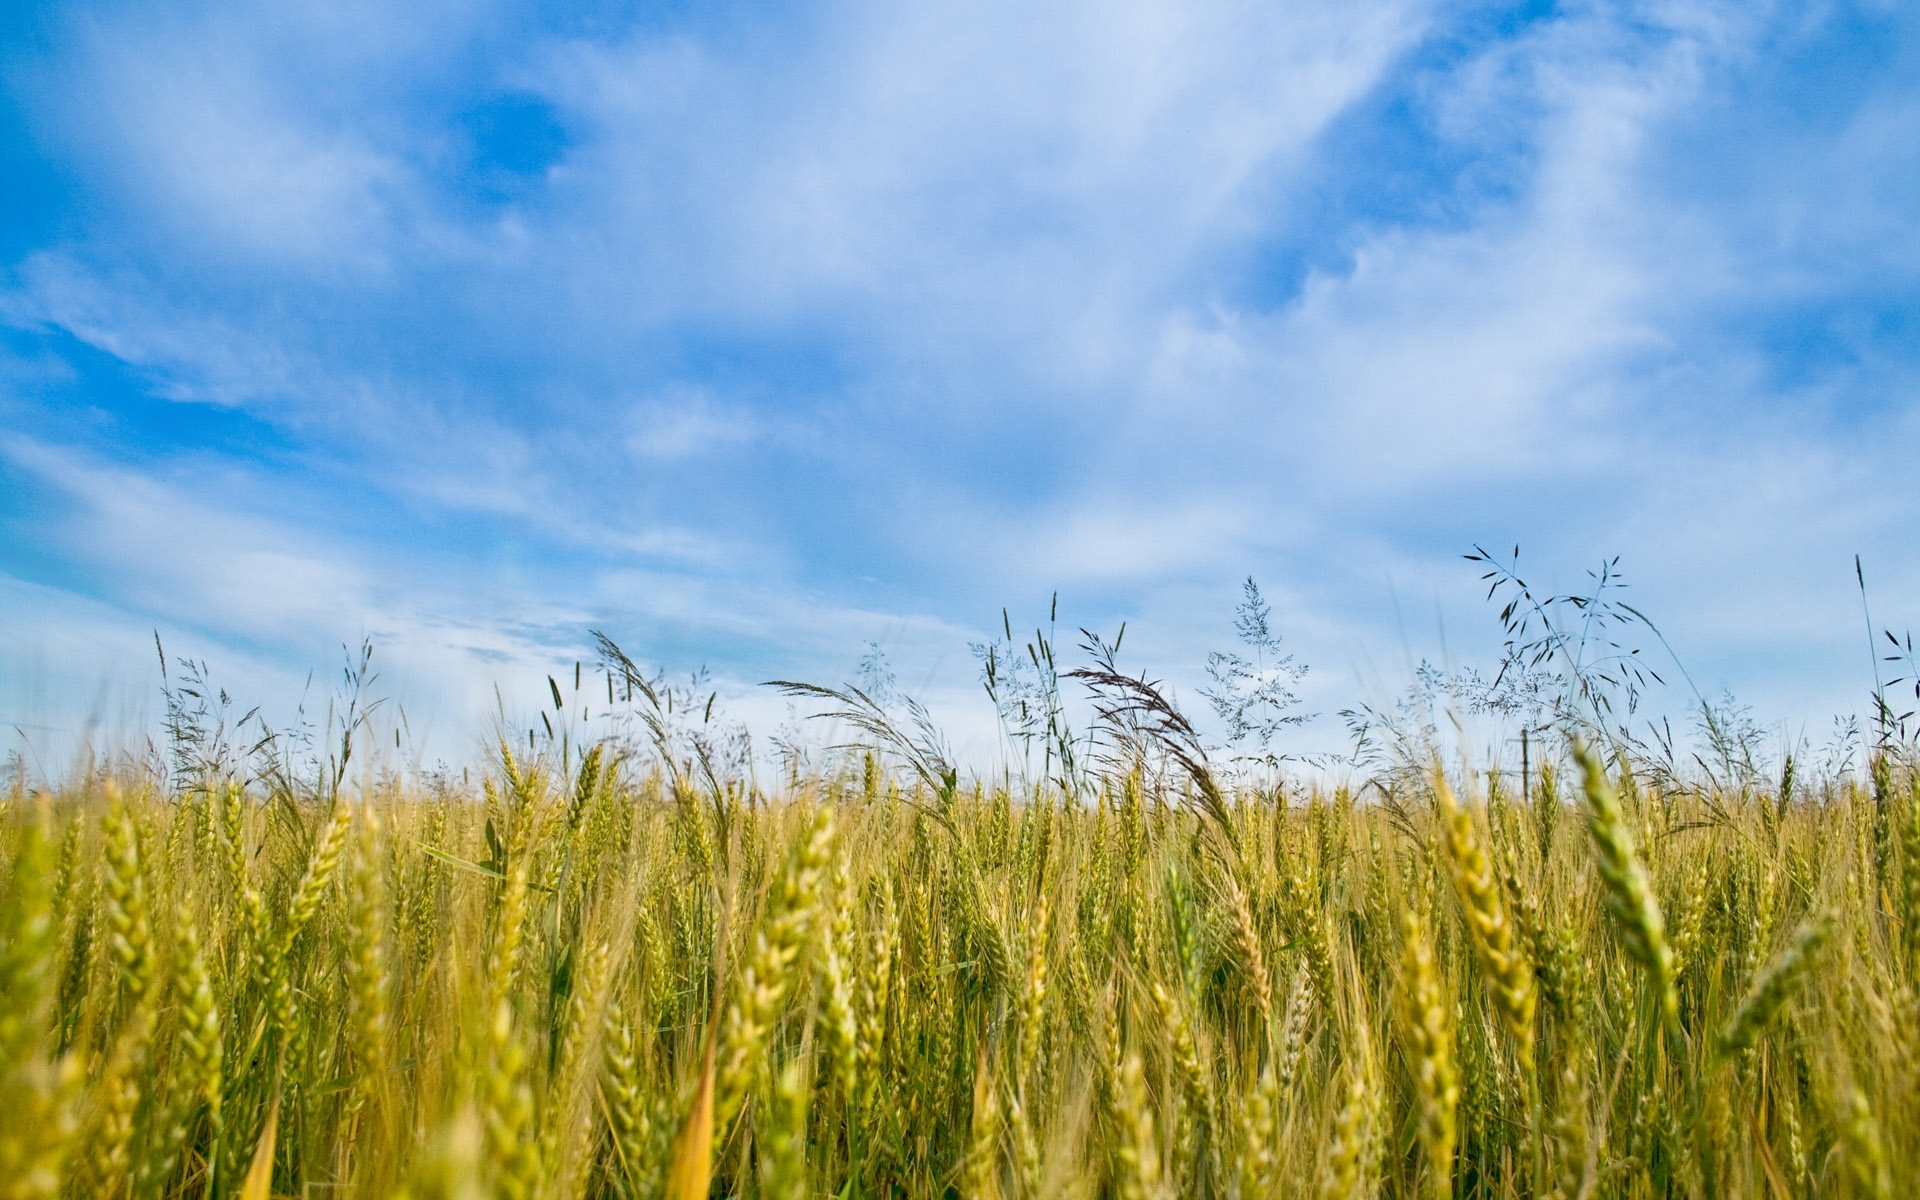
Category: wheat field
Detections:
[{"x1": 1, "y1": 710, "x2": 1915, "y2": 1200}]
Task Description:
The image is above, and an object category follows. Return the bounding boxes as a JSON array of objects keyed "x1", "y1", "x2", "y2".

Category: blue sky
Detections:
[{"x1": 2, "y1": 0, "x2": 1917, "y2": 767}]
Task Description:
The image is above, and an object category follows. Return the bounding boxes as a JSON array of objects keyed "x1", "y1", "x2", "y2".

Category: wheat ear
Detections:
[
  {"x1": 1433, "y1": 772, "x2": 1535, "y2": 1065},
  {"x1": 1573, "y1": 742, "x2": 1677, "y2": 1032},
  {"x1": 1714, "y1": 909, "x2": 1834, "y2": 1059},
  {"x1": 1397, "y1": 906, "x2": 1458, "y2": 1199},
  {"x1": 712, "y1": 807, "x2": 835, "y2": 1141}
]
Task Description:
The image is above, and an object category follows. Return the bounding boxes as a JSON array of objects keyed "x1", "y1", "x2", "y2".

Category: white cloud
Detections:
[
  {"x1": 4, "y1": 0, "x2": 1917, "y2": 773},
  {"x1": 625, "y1": 387, "x2": 760, "y2": 461},
  {"x1": 0, "y1": 432, "x2": 1003, "y2": 765},
  {"x1": 527, "y1": 0, "x2": 1428, "y2": 373},
  {"x1": 49, "y1": 19, "x2": 406, "y2": 267},
  {"x1": 9, "y1": 253, "x2": 311, "y2": 406}
]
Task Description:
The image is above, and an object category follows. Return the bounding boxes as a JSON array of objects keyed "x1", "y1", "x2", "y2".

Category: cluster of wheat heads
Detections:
[{"x1": 2, "y1": 740, "x2": 1917, "y2": 1199}]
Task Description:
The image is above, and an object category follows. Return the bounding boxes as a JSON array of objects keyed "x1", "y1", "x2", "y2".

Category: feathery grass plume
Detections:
[
  {"x1": 1572, "y1": 741, "x2": 1677, "y2": 1031},
  {"x1": 1065, "y1": 653, "x2": 1240, "y2": 860},
  {"x1": 1432, "y1": 771, "x2": 1535, "y2": 1065},
  {"x1": 1714, "y1": 910, "x2": 1835, "y2": 1059},
  {"x1": 1396, "y1": 907, "x2": 1458, "y2": 1200},
  {"x1": 713, "y1": 807, "x2": 835, "y2": 1142}
]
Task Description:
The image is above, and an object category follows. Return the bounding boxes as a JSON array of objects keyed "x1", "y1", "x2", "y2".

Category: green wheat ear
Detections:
[
  {"x1": 1714, "y1": 909, "x2": 1834, "y2": 1059},
  {"x1": 1573, "y1": 741, "x2": 1677, "y2": 1031}
]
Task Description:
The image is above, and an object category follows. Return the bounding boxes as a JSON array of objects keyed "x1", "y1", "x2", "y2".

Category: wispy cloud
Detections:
[{"x1": 3, "y1": 0, "x2": 1916, "y2": 760}]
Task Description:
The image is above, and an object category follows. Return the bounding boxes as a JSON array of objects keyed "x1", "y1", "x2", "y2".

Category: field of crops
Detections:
[{"x1": 2, "y1": 711, "x2": 1915, "y2": 1199}]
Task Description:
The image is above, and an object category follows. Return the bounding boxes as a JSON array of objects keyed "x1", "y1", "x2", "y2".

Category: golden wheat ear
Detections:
[
  {"x1": 1396, "y1": 905, "x2": 1458, "y2": 1200},
  {"x1": 1432, "y1": 769, "x2": 1536, "y2": 1067}
]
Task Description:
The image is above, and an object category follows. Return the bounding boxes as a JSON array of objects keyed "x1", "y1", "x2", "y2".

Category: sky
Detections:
[{"x1": 2, "y1": 0, "x2": 1917, "y2": 773}]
